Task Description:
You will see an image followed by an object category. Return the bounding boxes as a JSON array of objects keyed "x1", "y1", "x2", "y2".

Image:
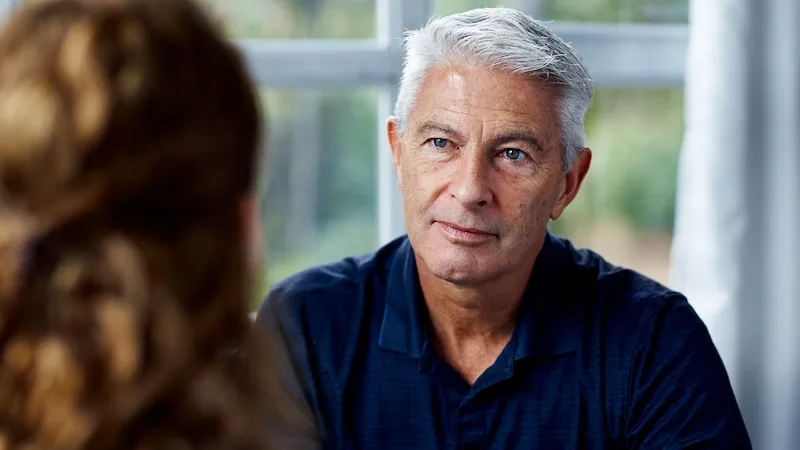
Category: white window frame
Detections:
[
  {"x1": 237, "y1": 0, "x2": 688, "y2": 245},
  {"x1": 0, "y1": 0, "x2": 689, "y2": 246}
]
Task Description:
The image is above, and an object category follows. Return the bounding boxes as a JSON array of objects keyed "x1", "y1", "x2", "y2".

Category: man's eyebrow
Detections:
[
  {"x1": 414, "y1": 120, "x2": 465, "y2": 140},
  {"x1": 489, "y1": 131, "x2": 545, "y2": 152},
  {"x1": 413, "y1": 121, "x2": 545, "y2": 151}
]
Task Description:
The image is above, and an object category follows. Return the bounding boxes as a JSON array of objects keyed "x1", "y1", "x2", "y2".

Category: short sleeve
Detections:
[{"x1": 625, "y1": 296, "x2": 751, "y2": 449}]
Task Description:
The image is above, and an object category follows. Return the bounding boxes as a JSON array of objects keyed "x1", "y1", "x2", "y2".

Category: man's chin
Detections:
[
  {"x1": 411, "y1": 232, "x2": 504, "y2": 284},
  {"x1": 425, "y1": 256, "x2": 498, "y2": 286}
]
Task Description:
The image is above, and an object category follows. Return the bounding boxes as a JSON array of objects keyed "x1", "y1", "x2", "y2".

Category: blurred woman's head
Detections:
[{"x1": 0, "y1": 0, "x2": 307, "y2": 447}]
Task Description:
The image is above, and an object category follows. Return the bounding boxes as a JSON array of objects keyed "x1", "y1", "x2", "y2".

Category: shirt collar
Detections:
[
  {"x1": 378, "y1": 233, "x2": 580, "y2": 360},
  {"x1": 513, "y1": 232, "x2": 581, "y2": 358},
  {"x1": 378, "y1": 238, "x2": 428, "y2": 358}
]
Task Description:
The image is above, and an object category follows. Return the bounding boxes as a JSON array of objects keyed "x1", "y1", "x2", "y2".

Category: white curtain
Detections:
[{"x1": 670, "y1": 0, "x2": 800, "y2": 447}]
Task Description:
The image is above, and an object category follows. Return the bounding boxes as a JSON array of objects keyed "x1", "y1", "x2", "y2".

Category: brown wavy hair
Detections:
[{"x1": 0, "y1": 0, "x2": 313, "y2": 448}]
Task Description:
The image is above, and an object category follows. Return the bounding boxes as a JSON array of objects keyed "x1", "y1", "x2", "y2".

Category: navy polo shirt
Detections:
[{"x1": 257, "y1": 233, "x2": 751, "y2": 449}]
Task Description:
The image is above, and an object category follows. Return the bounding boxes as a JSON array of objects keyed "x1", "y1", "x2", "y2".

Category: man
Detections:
[{"x1": 257, "y1": 7, "x2": 750, "y2": 449}]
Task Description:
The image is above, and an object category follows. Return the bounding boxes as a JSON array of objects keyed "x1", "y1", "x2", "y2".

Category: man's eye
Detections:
[
  {"x1": 502, "y1": 149, "x2": 527, "y2": 161},
  {"x1": 430, "y1": 138, "x2": 450, "y2": 149}
]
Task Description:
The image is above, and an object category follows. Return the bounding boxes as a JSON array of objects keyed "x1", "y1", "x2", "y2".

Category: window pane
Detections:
[
  {"x1": 550, "y1": 87, "x2": 683, "y2": 285},
  {"x1": 433, "y1": 0, "x2": 504, "y2": 16},
  {"x1": 433, "y1": 0, "x2": 688, "y2": 23},
  {"x1": 257, "y1": 88, "x2": 379, "y2": 298},
  {"x1": 199, "y1": 0, "x2": 376, "y2": 39},
  {"x1": 546, "y1": 0, "x2": 688, "y2": 23}
]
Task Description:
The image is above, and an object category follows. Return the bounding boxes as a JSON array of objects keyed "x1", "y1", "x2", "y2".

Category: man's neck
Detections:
[
  {"x1": 417, "y1": 262, "x2": 534, "y2": 383},
  {"x1": 420, "y1": 272, "x2": 527, "y2": 339}
]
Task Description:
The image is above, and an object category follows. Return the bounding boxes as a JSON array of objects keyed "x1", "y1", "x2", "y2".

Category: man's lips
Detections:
[
  {"x1": 435, "y1": 221, "x2": 497, "y2": 245},
  {"x1": 435, "y1": 221, "x2": 496, "y2": 237}
]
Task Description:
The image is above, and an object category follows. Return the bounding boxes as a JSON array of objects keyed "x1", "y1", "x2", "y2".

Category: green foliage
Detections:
[
  {"x1": 434, "y1": 0, "x2": 502, "y2": 16},
  {"x1": 547, "y1": 0, "x2": 688, "y2": 23},
  {"x1": 554, "y1": 87, "x2": 683, "y2": 233},
  {"x1": 257, "y1": 89, "x2": 379, "y2": 295},
  {"x1": 264, "y1": 214, "x2": 377, "y2": 289},
  {"x1": 317, "y1": 90, "x2": 379, "y2": 225},
  {"x1": 432, "y1": 0, "x2": 688, "y2": 22},
  {"x1": 603, "y1": 137, "x2": 680, "y2": 231},
  {"x1": 198, "y1": 0, "x2": 375, "y2": 38}
]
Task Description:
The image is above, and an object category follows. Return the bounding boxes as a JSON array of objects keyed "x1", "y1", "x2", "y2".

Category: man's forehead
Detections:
[
  {"x1": 427, "y1": 64, "x2": 555, "y2": 97},
  {"x1": 411, "y1": 65, "x2": 560, "y2": 130}
]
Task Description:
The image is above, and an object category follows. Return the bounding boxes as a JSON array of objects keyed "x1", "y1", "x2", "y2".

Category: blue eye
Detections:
[
  {"x1": 503, "y1": 149, "x2": 526, "y2": 160},
  {"x1": 431, "y1": 138, "x2": 450, "y2": 149}
]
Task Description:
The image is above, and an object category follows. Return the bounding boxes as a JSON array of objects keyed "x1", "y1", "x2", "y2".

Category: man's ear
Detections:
[
  {"x1": 550, "y1": 148, "x2": 592, "y2": 220},
  {"x1": 386, "y1": 116, "x2": 403, "y2": 189}
]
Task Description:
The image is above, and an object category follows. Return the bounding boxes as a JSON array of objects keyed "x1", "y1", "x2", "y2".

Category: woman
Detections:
[{"x1": 0, "y1": 0, "x2": 314, "y2": 448}]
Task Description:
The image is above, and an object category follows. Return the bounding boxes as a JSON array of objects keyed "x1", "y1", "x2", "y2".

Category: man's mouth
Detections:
[{"x1": 435, "y1": 221, "x2": 497, "y2": 244}]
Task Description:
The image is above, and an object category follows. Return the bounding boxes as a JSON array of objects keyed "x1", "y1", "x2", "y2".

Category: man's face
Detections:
[{"x1": 388, "y1": 64, "x2": 590, "y2": 286}]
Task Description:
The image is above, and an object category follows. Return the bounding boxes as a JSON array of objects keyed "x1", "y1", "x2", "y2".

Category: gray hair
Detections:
[{"x1": 394, "y1": 7, "x2": 594, "y2": 170}]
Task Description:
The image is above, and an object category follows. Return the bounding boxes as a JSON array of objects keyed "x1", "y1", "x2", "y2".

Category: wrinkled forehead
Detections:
[{"x1": 407, "y1": 64, "x2": 562, "y2": 147}]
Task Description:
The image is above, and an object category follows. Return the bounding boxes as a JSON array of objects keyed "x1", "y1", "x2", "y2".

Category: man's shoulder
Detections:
[
  {"x1": 551, "y1": 236, "x2": 677, "y2": 290},
  {"x1": 257, "y1": 236, "x2": 406, "y2": 325},
  {"x1": 555, "y1": 234, "x2": 696, "y2": 333},
  {"x1": 558, "y1": 239, "x2": 748, "y2": 447},
  {"x1": 268, "y1": 256, "x2": 369, "y2": 302},
  {"x1": 558, "y1": 234, "x2": 683, "y2": 302}
]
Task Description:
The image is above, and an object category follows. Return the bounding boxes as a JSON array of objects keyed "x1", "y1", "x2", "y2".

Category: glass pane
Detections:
[
  {"x1": 433, "y1": 0, "x2": 688, "y2": 23},
  {"x1": 256, "y1": 88, "x2": 379, "y2": 299},
  {"x1": 550, "y1": 87, "x2": 683, "y2": 285},
  {"x1": 433, "y1": 0, "x2": 504, "y2": 16},
  {"x1": 198, "y1": 0, "x2": 376, "y2": 39},
  {"x1": 546, "y1": 0, "x2": 688, "y2": 23}
]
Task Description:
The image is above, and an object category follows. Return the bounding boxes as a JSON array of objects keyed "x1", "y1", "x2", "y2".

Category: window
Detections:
[
  {"x1": 259, "y1": 88, "x2": 379, "y2": 289},
  {"x1": 434, "y1": 0, "x2": 504, "y2": 16},
  {"x1": 551, "y1": 87, "x2": 684, "y2": 284},
  {"x1": 434, "y1": 0, "x2": 688, "y2": 23},
  {"x1": 232, "y1": 0, "x2": 687, "y2": 295},
  {"x1": 199, "y1": 0, "x2": 376, "y2": 39},
  {"x1": 2, "y1": 0, "x2": 687, "y2": 295},
  {"x1": 547, "y1": 0, "x2": 688, "y2": 23}
]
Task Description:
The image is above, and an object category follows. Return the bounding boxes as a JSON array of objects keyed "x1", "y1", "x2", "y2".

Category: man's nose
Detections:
[{"x1": 449, "y1": 151, "x2": 493, "y2": 208}]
